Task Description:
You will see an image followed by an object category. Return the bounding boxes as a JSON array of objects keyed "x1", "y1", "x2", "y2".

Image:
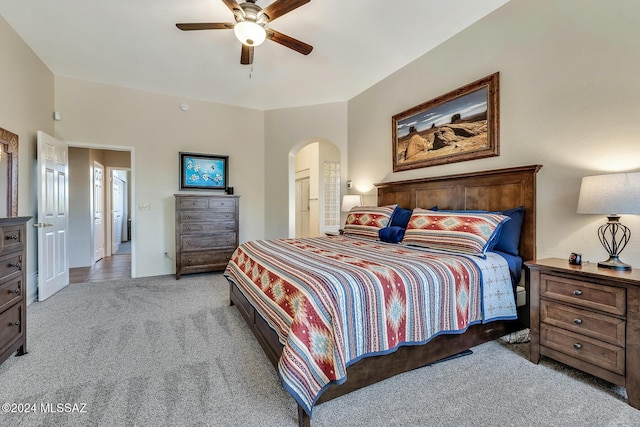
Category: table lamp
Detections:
[
  {"x1": 577, "y1": 172, "x2": 640, "y2": 270},
  {"x1": 341, "y1": 195, "x2": 362, "y2": 212}
]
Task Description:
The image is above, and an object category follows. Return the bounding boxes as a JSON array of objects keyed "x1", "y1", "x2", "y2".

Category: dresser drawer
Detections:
[
  {"x1": 541, "y1": 324, "x2": 624, "y2": 375},
  {"x1": 0, "y1": 253, "x2": 23, "y2": 283},
  {"x1": 178, "y1": 197, "x2": 237, "y2": 211},
  {"x1": 180, "y1": 221, "x2": 237, "y2": 234},
  {"x1": 0, "y1": 225, "x2": 24, "y2": 255},
  {"x1": 0, "y1": 276, "x2": 23, "y2": 313},
  {"x1": 179, "y1": 211, "x2": 236, "y2": 223},
  {"x1": 541, "y1": 299, "x2": 625, "y2": 346},
  {"x1": 0, "y1": 302, "x2": 23, "y2": 354},
  {"x1": 180, "y1": 251, "x2": 234, "y2": 269},
  {"x1": 180, "y1": 233, "x2": 237, "y2": 251},
  {"x1": 540, "y1": 273, "x2": 625, "y2": 316}
]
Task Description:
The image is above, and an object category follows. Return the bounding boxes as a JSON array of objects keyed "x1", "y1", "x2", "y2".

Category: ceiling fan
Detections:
[{"x1": 176, "y1": 0, "x2": 313, "y2": 65}]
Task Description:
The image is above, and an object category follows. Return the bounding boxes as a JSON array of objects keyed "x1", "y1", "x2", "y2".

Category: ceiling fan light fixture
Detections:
[{"x1": 234, "y1": 21, "x2": 266, "y2": 46}]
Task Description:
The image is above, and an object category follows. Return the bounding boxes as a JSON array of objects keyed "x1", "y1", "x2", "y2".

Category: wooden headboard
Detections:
[{"x1": 375, "y1": 165, "x2": 542, "y2": 262}]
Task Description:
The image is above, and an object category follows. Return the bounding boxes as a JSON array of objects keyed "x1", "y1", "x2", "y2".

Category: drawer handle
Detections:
[
  {"x1": 11, "y1": 321, "x2": 20, "y2": 327},
  {"x1": 187, "y1": 226, "x2": 192, "y2": 230},
  {"x1": 187, "y1": 241, "x2": 192, "y2": 246},
  {"x1": 11, "y1": 289, "x2": 20, "y2": 294},
  {"x1": 187, "y1": 215, "x2": 192, "y2": 219},
  {"x1": 9, "y1": 262, "x2": 21, "y2": 269},
  {"x1": 187, "y1": 259, "x2": 192, "y2": 263},
  {"x1": 574, "y1": 318, "x2": 583, "y2": 325},
  {"x1": 573, "y1": 343, "x2": 582, "y2": 350},
  {"x1": 5, "y1": 235, "x2": 18, "y2": 240},
  {"x1": 573, "y1": 290, "x2": 583, "y2": 296}
]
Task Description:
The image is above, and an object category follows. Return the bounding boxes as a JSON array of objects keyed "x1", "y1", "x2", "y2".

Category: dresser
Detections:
[
  {"x1": 174, "y1": 194, "x2": 239, "y2": 279},
  {"x1": 526, "y1": 258, "x2": 640, "y2": 409},
  {"x1": 0, "y1": 217, "x2": 30, "y2": 366}
]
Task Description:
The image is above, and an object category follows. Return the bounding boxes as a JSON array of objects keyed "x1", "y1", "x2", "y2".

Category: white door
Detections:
[
  {"x1": 93, "y1": 162, "x2": 105, "y2": 263},
  {"x1": 295, "y1": 177, "x2": 310, "y2": 238},
  {"x1": 37, "y1": 131, "x2": 69, "y2": 301},
  {"x1": 111, "y1": 174, "x2": 124, "y2": 254}
]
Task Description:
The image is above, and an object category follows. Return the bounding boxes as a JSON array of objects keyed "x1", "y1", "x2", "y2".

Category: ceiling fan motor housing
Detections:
[{"x1": 234, "y1": 1, "x2": 268, "y2": 46}]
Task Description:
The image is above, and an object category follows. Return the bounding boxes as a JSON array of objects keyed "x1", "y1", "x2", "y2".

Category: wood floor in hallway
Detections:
[{"x1": 69, "y1": 253, "x2": 131, "y2": 284}]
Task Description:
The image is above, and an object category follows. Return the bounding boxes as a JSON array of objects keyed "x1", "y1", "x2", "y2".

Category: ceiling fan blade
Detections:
[
  {"x1": 261, "y1": 0, "x2": 310, "y2": 22},
  {"x1": 220, "y1": 0, "x2": 241, "y2": 13},
  {"x1": 176, "y1": 22, "x2": 234, "y2": 31},
  {"x1": 266, "y1": 29, "x2": 313, "y2": 55},
  {"x1": 241, "y1": 44, "x2": 254, "y2": 64}
]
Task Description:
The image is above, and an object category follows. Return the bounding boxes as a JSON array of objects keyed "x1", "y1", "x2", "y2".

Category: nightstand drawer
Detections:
[
  {"x1": 541, "y1": 273, "x2": 625, "y2": 316},
  {"x1": 541, "y1": 299, "x2": 625, "y2": 346},
  {"x1": 541, "y1": 324, "x2": 625, "y2": 375}
]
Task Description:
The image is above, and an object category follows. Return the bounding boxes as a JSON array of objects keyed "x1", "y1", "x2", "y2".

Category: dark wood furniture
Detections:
[
  {"x1": 527, "y1": 258, "x2": 640, "y2": 409},
  {"x1": 0, "y1": 217, "x2": 30, "y2": 365},
  {"x1": 229, "y1": 164, "x2": 541, "y2": 426},
  {"x1": 174, "y1": 194, "x2": 239, "y2": 279}
]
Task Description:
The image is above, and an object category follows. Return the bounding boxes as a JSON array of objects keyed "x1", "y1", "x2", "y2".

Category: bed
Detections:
[{"x1": 225, "y1": 164, "x2": 541, "y2": 426}]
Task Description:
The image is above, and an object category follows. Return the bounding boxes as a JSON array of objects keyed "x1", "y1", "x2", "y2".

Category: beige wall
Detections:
[
  {"x1": 265, "y1": 102, "x2": 348, "y2": 239},
  {"x1": 348, "y1": 0, "x2": 640, "y2": 266},
  {"x1": 0, "y1": 16, "x2": 54, "y2": 301},
  {"x1": 54, "y1": 77, "x2": 265, "y2": 277}
]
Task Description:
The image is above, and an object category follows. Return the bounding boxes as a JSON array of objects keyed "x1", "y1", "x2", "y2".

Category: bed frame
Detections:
[{"x1": 229, "y1": 164, "x2": 542, "y2": 426}]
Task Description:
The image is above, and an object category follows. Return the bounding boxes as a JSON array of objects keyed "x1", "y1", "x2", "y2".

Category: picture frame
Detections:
[
  {"x1": 179, "y1": 152, "x2": 228, "y2": 190},
  {"x1": 392, "y1": 72, "x2": 499, "y2": 172}
]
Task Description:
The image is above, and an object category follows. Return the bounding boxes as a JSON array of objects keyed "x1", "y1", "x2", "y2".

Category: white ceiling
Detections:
[{"x1": 0, "y1": 0, "x2": 510, "y2": 111}]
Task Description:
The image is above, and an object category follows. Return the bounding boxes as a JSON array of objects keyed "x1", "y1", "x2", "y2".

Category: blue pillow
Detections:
[
  {"x1": 390, "y1": 208, "x2": 412, "y2": 228},
  {"x1": 433, "y1": 206, "x2": 525, "y2": 256},
  {"x1": 493, "y1": 206, "x2": 525, "y2": 256},
  {"x1": 379, "y1": 226, "x2": 405, "y2": 243}
]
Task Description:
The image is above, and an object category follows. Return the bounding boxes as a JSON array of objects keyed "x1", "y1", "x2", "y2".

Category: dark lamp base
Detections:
[{"x1": 598, "y1": 256, "x2": 632, "y2": 271}]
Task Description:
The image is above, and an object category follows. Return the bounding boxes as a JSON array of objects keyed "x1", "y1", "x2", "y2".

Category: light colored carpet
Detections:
[{"x1": 0, "y1": 273, "x2": 639, "y2": 426}]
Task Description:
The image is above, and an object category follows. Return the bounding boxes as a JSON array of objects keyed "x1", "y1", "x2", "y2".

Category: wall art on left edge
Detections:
[{"x1": 179, "y1": 152, "x2": 228, "y2": 190}]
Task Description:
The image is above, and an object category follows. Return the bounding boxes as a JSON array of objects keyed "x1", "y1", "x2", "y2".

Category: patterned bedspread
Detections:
[{"x1": 223, "y1": 236, "x2": 515, "y2": 415}]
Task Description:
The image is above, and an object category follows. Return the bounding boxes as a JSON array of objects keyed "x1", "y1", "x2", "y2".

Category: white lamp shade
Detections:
[
  {"x1": 341, "y1": 195, "x2": 362, "y2": 212},
  {"x1": 234, "y1": 21, "x2": 266, "y2": 46},
  {"x1": 577, "y1": 172, "x2": 640, "y2": 214}
]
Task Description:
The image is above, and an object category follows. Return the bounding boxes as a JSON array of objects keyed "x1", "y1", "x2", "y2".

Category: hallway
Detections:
[{"x1": 69, "y1": 253, "x2": 131, "y2": 284}]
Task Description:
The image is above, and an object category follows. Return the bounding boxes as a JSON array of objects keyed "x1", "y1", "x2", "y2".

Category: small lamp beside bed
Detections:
[
  {"x1": 577, "y1": 172, "x2": 640, "y2": 271},
  {"x1": 341, "y1": 195, "x2": 363, "y2": 212}
]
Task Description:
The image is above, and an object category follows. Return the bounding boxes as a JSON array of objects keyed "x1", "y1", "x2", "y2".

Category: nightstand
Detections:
[{"x1": 526, "y1": 258, "x2": 640, "y2": 409}]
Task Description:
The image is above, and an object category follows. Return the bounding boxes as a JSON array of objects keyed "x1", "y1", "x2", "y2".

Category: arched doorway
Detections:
[{"x1": 292, "y1": 140, "x2": 341, "y2": 238}]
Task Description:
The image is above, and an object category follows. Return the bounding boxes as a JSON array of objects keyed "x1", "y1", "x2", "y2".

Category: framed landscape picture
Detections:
[
  {"x1": 392, "y1": 72, "x2": 499, "y2": 172},
  {"x1": 179, "y1": 152, "x2": 228, "y2": 190}
]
